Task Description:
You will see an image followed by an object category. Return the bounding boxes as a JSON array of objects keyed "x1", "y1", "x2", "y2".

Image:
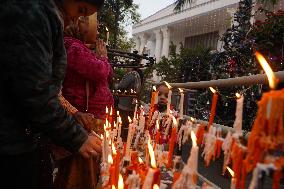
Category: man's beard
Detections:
[{"x1": 157, "y1": 104, "x2": 167, "y2": 113}]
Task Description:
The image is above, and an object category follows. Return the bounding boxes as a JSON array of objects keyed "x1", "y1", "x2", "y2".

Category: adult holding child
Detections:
[{"x1": 54, "y1": 12, "x2": 114, "y2": 189}]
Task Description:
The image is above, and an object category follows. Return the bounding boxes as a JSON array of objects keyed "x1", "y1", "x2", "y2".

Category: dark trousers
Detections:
[
  {"x1": 0, "y1": 150, "x2": 40, "y2": 189},
  {"x1": 0, "y1": 139, "x2": 53, "y2": 189},
  {"x1": 118, "y1": 108, "x2": 134, "y2": 142}
]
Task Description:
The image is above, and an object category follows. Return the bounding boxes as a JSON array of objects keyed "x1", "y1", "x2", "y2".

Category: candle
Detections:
[
  {"x1": 178, "y1": 88, "x2": 184, "y2": 118},
  {"x1": 142, "y1": 139, "x2": 160, "y2": 189},
  {"x1": 155, "y1": 119, "x2": 160, "y2": 145},
  {"x1": 138, "y1": 109, "x2": 145, "y2": 132},
  {"x1": 106, "y1": 27, "x2": 110, "y2": 45},
  {"x1": 208, "y1": 87, "x2": 218, "y2": 129},
  {"x1": 164, "y1": 82, "x2": 172, "y2": 115},
  {"x1": 125, "y1": 117, "x2": 135, "y2": 159},
  {"x1": 134, "y1": 100, "x2": 138, "y2": 119},
  {"x1": 118, "y1": 174, "x2": 124, "y2": 189},
  {"x1": 108, "y1": 154, "x2": 116, "y2": 186},
  {"x1": 227, "y1": 167, "x2": 236, "y2": 189},
  {"x1": 167, "y1": 116, "x2": 177, "y2": 169},
  {"x1": 233, "y1": 93, "x2": 244, "y2": 135},
  {"x1": 187, "y1": 131, "x2": 199, "y2": 184}
]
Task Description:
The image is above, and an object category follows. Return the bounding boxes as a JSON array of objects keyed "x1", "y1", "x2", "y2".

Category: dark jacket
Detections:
[{"x1": 0, "y1": 0, "x2": 88, "y2": 155}]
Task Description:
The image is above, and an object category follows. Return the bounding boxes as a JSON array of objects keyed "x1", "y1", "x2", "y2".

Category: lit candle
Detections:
[
  {"x1": 142, "y1": 139, "x2": 160, "y2": 189},
  {"x1": 106, "y1": 27, "x2": 110, "y2": 45},
  {"x1": 233, "y1": 93, "x2": 244, "y2": 135},
  {"x1": 167, "y1": 116, "x2": 177, "y2": 169},
  {"x1": 187, "y1": 131, "x2": 199, "y2": 184},
  {"x1": 227, "y1": 167, "x2": 236, "y2": 189},
  {"x1": 138, "y1": 109, "x2": 145, "y2": 132},
  {"x1": 164, "y1": 82, "x2": 172, "y2": 115},
  {"x1": 118, "y1": 174, "x2": 124, "y2": 189},
  {"x1": 255, "y1": 51, "x2": 278, "y2": 89},
  {"x1": 178, "y1": 88, "x2": 184, "y2": 118},
  {"x1": 118, "y1": 116, "x2": 122, "y2": 140},
  {"x1": 208, "y1": 87, "x2": 218, "y2": 129}
]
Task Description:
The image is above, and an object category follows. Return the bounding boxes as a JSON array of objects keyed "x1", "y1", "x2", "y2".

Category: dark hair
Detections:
[{"x1": 79, "y1": 0, "x2": 105, "y2": 9}]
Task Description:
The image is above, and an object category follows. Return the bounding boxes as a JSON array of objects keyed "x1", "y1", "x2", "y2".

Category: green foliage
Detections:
[
  {"x1": 174, "y1": 0, "x2": 192, "y2": 11},
  {"x1": 98, "y1": 0, "x2": 140, "y2": 51}
]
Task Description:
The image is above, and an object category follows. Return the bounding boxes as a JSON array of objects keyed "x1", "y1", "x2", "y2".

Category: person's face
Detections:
[
  {"x1": 157, "y1": 85, "x2": 169, "y2": 105},
  {"x1": 63, "y1": 0, "x2": 97, "y2": 21},
  {"x1": 78, "y1": 13, "x2": 98, "y2": 44}
]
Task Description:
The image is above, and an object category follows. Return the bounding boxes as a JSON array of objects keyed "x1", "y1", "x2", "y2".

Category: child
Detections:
[{"x1": 147, "y1": 82, "x2": 177, "y2": 144}]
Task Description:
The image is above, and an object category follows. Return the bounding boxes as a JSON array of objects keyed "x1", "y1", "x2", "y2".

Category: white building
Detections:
[{"x1": 132, "y1": 0, "x2": 241, "y2": 61}]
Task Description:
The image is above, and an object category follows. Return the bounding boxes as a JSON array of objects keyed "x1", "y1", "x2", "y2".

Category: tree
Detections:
[
  {"x1": 174, "y1": 0, "x2": 192, "y2": 11},
  {"x1": 98, "y1": 0, "x2": 140, "y2": 50}
]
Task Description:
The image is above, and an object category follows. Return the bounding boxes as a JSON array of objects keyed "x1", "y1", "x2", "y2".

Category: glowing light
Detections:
[
  {"x1": 164, "y1": 81, "x2": 172, "y2": 89},
  {"x1": 227, "y1": 167, "x2": 235, "y2": 178},
  {"x1": 112, "y1": 143, "x2": 117, "y2": 155},
  {"x1": 128, "y1": 116, "x2": 132, "y2": 123},
  {"x1": 178, "y1": 88, "x2": 184, "y2": 93},
  {"x1": 156, "y1": 120, "x2": 159, "y2": 130},
  {"x1": 148, "y1": 139, "x2": 156, "y2": 168},
  {"x1": 153, "y1": 86, "x2": 157, "y2": 91},
  {"x1": 118, "y1": 174, "x2": 124, "y2": 189},
  {"x1": 209, "y1": 87, "x2": 216, "y2": 94},
  {"x1": 138, "y1": 157, "x2": 143, "y2": 163},
  {"x1": 255, "y1": 51, "x2": 278, "y2": 89},
  {"x1": 108, "y1": 154, "x2": 113, "y2": 164},
  {"x1": 153, "y1": 184, "x2": 159, "y2": 189},
  {"x1": 235, "y1": 93, "x2": 241, "y2": 99},
  {"x1": 191, "y1": 131, "x2": 197, "y2": 147}
]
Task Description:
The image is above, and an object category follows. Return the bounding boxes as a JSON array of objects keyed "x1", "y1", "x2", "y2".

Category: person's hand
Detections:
[
  {"x1": 96, "y1": 39, "x2": 107, "y2": 58},
  {"x1": 74, "y1": 112, "x2": 94, "y2": 132},
  {"x1": 79, "y1": 135, "x2": 102, "y2": 158}
]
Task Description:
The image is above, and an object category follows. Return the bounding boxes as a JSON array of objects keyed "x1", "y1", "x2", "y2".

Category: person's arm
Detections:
[
  {"x1": 1, "y1": 3, "x2": 89, "y2": 153},
  {"x1": 66, "y1": 43, "x2": 111, "y2": 82}
]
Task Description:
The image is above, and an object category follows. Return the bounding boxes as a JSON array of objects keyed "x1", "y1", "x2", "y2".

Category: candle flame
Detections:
[
  {"x1": 106, "y1": 131, "x2": 109, "y2": 139},
  {"x1": 138, "y1": 157, "x2": 143, "y2": 163},
  {"x1": 227, "y1": 167, "x2": 235, "y2": 178},
  {"x1": 172, "y1": 116, "x2": 177, "y2": 127},
  {"x1": 110, "y1": 107, "x2": 113, "y2": 115},
  {"x1": 156, "y1": 120, "x2": 159, "y2": 130},
  {"x1": 128, "y1": 116, "x2": 132, "y2": 123},
  {"x1": 209, "y1": 87, "x2": 216, "y2": 94},
  {"x1": 190, "y1": 117, "x2": 195, "y2": 122},
  {"x1": 235, "y1": 93, "x2": 241, "y2": 99},
  {"x1": 131, "y1": 89, "x2": 133, "y2": 93},
  {"x1": 153, "y1": 86, "x2": 157, "y2": 91},
  {"x1": 153, "y1": 184, "x2": 159, "y2": 189},
  {"x1": 118, "y1": 174, "x2": 124, "y2": 189},
  {"x1": 100, "y1": 134, "x2": 104, "y2": 140},
  {"x1": 164, "y1": 81, "x2": 172, "y2": 89},
  {"x1": 106, "y1": 119, "x2": 108, "y2": 128},
  {"x1": 106, "y1": 106, "x2": 108, "y2": 114},
  {"x1": 112, "y1": 185, "x2": 116, "y2": 189},
  {"x1": 108, "y1": 154, "x2": 113, "y2": 164},
  {"x1": 255, "y1": 51, "x2": 278, "y2": 89},
  {"x1": 117, "y1": 111, "x2": 120, "y2": 116},
  {"x1": 119, "y1": 116, "x2": 122, "y2": 123},
  {"x1": 112, "y1": 143, "x2": 117, "y2": 155},
  {"x1": 178, "y1": 88, "x2": 184, "y2": 93},
  {"x1": 191, "y1": 131, "x2": 197, "y2": 147},
  {"x1": 104, "y1": 124, "x2": 107, "y2": 131},
  {"x1": 106, "y1": 27, "x2": 109, "y2": 32},
  {"x1": 147, "y1": 139, "x2": 157, "y2": 168},
  {"x1": 118, "y1": 90, "x2": 121, "y2": 93}
]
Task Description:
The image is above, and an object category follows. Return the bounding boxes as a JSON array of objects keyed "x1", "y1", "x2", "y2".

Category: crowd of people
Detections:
[{"x1": 0, "y1": 0, "x2": 149, "y2": 189}]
